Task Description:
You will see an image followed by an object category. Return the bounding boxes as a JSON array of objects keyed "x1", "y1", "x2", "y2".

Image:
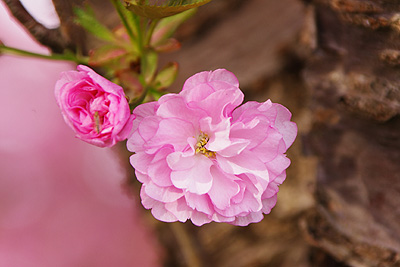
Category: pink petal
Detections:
[
  {"x1": 135, "y1": 171, "x2": 150, "y2": 184},
  {"x1": 165, "y1": 198, "x2": 192, "y2": 222},
  {"x1": 261, "y1": 194, "x2": 277, "y2": 214},
  {"x1": 231, "y1": 211, "x2": 264, "y2": 226},
  {"x1": 231, "y1": 180, "x2": 246, "y2": 204},
  {"x1": 78, "y1": 65, "x2": 124, "y2": 96},
  {"x1": 151, "y1": 203, "x2": 177, "y2": 222},
  {"x1": 140, "y1": 187, "x2": 177, "y2": 222},
  {"x1": 144, "y1": 181, "x2": 183, "y2": 203},
  {"x1": 166, "y1": 151, "x2": 196, "y2": 171},
  {"x1": 190, "y1": 211, "x2": 212, "y2": 226},
  {"x1": 146, "y1": 118, "x2": 195, "y2": 152},
  {"x1": 132, "y1": 102, "x2": 157, "y2": 130},
  {"x1": 126, "y1": 130, "x2": 145, "y2": 152},
  {"x1": 208, "y1": 166, "x2": 240, "y2": 210},
  {"x1": 182, "y1": 69, "x2": 239, "y2": 93},
  {"x1": 148, "y1": 154, "x2": 173, "y2": 187},
  {"x1": 170, "y1": 155, "x2": 213, "y2": 194},
  {"x1": 208, "y1": 69, "x2": 239, "y2": 87},
  {"x1": 265, "y1": 155, "x2": 290, "y2": 181},
  {"x1": 273, "y1": 104, "x2": 297, "y2": 148},
  {"x1": 230, "y1": 116, "x2": 269, "y2": 150},
  {"x1": 211, "y1": 213, "x2": 235, "y2": 223},
  {"x1": 199, "y1": 117, "x2": 231, "y2": 152},
  {"x1": 217, "y1": 140, "x2": 250, "y2": 157},
  {"x1": 157, "y1": 94, "x2": 206, "y2": 124},
  {"x1": 181, "y1": 71, "x2": 210, "y2": 92},
  {"x1": 185, "y1": 193, "x2": 214, "y2": 215},
  {"x1": 262, "y1": 182, "x2": 279, "y2": 199},
  {"x1": 231, "y1": 101, "x2": 263, "y2": 121},
  {"x1": 216, "y1": 151, "x2": 269, "y2": 181},
  {"x1": 194, "y1": 88, "x2": 243, "y2": 121},
  {"x1": 130, "y1": 152, "x2": 153, "y2": 174},
  {"x1": 138, "y1": 116, "x2": 160, "y2": 141},
  {"x1": 215, "y1": 188, "x2": 262, "y2": 217},
  {"x1": 181, "y1": 83, "x2": 215, "y2": 102},
  {"x1": 181, "y1": 69, "x2": 240, "y2": 103},
  {"x1": 250, "y1": 127, "x2": 283, "y2": 162}
]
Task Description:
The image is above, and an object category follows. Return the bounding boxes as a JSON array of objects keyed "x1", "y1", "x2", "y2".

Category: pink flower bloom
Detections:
[
  {"x1": 55, "y1": 65, "x2": 134, "y2": 147},
  {"x1": 127, "y1": 69, "x2": 297, "y2": 226}
]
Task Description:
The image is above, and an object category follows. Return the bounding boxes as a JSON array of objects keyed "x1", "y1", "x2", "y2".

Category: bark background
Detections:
[{"x1": 5, "y1": 0, "x2": 400, "y2": 265}]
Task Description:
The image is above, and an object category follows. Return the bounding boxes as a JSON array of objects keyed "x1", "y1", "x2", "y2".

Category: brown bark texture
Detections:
[
  {"x1": 2, "y1": 0, "x2": 86, "y2": 53},
  {"x1": 301, "y1": 0, "x2": 400, "y2": 266}
]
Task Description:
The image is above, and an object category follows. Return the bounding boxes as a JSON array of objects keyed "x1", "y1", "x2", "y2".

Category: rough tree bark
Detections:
[
  {"x1": 2, "y1": 0, "x2": 86, "y2": 53},
  {"x1": 301, "y1": 0, "x2": 400, "y2": 266}
]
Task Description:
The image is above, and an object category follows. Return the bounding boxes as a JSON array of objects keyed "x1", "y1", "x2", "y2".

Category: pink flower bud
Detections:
[{"x1": 55, "y1": 65, "x2": 134, "y2": 147}]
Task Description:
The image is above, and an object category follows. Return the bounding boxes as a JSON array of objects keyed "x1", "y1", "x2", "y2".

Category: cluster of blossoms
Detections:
[{"x1": 55, "y1": 66, "x2": 297, "y2": 226}]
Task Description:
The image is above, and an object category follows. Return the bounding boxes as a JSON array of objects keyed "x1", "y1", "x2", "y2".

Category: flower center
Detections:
[
  {"x1": 195, "y1": 133, "x2": 216, "y2": 158},
  {"x1": 93, "y1": 111, "x2": 101, "y2": 134}
]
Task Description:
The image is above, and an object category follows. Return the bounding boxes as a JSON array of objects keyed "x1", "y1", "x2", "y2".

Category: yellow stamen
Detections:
[
  {"x1": 94, "y1": 111, "x2": 101, "y2": 134},
  {"x1": 195, "y1": 133, "x2": 216, "y2": 158}
]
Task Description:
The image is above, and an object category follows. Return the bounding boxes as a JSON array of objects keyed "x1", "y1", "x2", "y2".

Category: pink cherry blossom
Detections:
[
  {"x1": 55, "y1": 65, "x2": 134, "y2": 147},
  {"x1": 127, "y1": 69, "x2": 297, "y2": 226}
]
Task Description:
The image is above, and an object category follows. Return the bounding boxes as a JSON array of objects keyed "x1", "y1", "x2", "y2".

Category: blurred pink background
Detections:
[{"x1": 0, "y1": 1, "x2": 161, "y2": 266}]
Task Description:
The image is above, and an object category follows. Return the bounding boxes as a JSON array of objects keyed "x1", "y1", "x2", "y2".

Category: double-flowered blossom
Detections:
[
  {"x1": 127, "y1": 69, "x2": 297, "y2": 226},
  {"x1": 55, "y1": 65, "x2": 134, "y2": 147}
]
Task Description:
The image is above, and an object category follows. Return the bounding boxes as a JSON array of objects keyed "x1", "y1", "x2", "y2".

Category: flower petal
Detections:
[
  {"x1": 165, "y1": 198, "x2": 192, "y2": 222},
  {"x1": 130, "y1": 152, "x2": 153, "y2": 174},
  {"x1": 141, "y1": 187, "x2": 177, "y2": 222},
  {"x1": 217, "y1": 151, "x2": 269, "y2": 181},
  {"x1": 208, "y1": 166, "x2": 240, "y2": 210},
  {"x1": 144, "y1": 181, "x2": 183, "y2": 203},
  {"x1": 231, "y1": 211, "x2": 264, "y2": 226},
  {"x1": 190, "y1": 211, "x2": 212, "y2": 226},
  {"x1": 261, "y1": 194, "x2": 278, "y2": 214},
  {"x1": 185, "y1": 192, "x2": 213, "y2": 215},
  {"x1": 170, "y1": 155, "x2": 213, "y2": 194},
  {"x1": 157, "y1": 94, "x2": 206, "y2": 124},
  {"x1": 147, "y1": 118, "x2": 195, "y2": 152}
]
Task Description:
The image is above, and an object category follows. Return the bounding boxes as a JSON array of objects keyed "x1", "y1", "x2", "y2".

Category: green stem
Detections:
[
  {"x1": 0, "y1": 45, "x2": 88, "y2": 64},
  {"x1": 111, "y1": 0, "x2": 137, "y2": 47},
  {"x1": 138, "y1": 16, "x2": 147, "y2": 53},
  {"x1": 144, "y1": 19, "x2": 160, "y2": 48}
]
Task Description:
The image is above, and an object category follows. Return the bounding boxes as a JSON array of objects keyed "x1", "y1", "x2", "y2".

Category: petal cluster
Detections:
[
  {"x1": 127, "y1": 69, "x2": 297, "y2": 226},
  {"x1": 55, "y1": 65, "x2": 134, "y2": 147}
]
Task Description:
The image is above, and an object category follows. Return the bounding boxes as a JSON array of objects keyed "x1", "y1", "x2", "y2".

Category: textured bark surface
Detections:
[
  {"x1": 2, "y1": 0, "x2": 86, "y2": 53},
  {"x1": 301, "y1": 0, "x2": 400, "y2": 266}
]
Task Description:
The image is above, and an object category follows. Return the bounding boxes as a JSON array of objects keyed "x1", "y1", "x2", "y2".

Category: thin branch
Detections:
[
  {"x1": 111, "y1": 0, "x2": 137, "y2": 45},
  {"x1": 0, "y1": 44, "x2": 88, "y2": 64},
  {"x1": 145, "y1": 19, "x2": 160, "y2": 47},
  {"x1": 170, "y1": 223, "x2": 202, "y2": 267},
  {"x1": 51, "y1": 0, "x2": 87, "y2": 55},
  {"x1": 2, "y1": 0, "x2": 71, "y2": 53}
]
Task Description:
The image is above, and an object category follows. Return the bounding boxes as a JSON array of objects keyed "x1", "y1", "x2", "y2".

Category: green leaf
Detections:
[
  {"x1": 153, "y1": 62, "x2": 178, "y2": 89},
  {"x1": 111, "y1": 0, "x2": 140, "y2": 46},
  {"x1": 153, "y1": 38, "x2": 181, "y2": 53},
  {"x1": 151, "y1": 8, "x2": 196, "y2": 46},
  {"x1": 73, "y1": 6, "x2": 115, "y2": 41},
  {"x1": 124, "y1": 0, "x2": 212, "y2": 19},
  {"x1": 116, "y1": 69, "x2": 144, "y2": 100},
  {"x1": 88, "y1": 45, "x2": 128, "y2": 66},
  {"x1": 141, "y1": 50, "x2": 158, "y2": 84}
]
